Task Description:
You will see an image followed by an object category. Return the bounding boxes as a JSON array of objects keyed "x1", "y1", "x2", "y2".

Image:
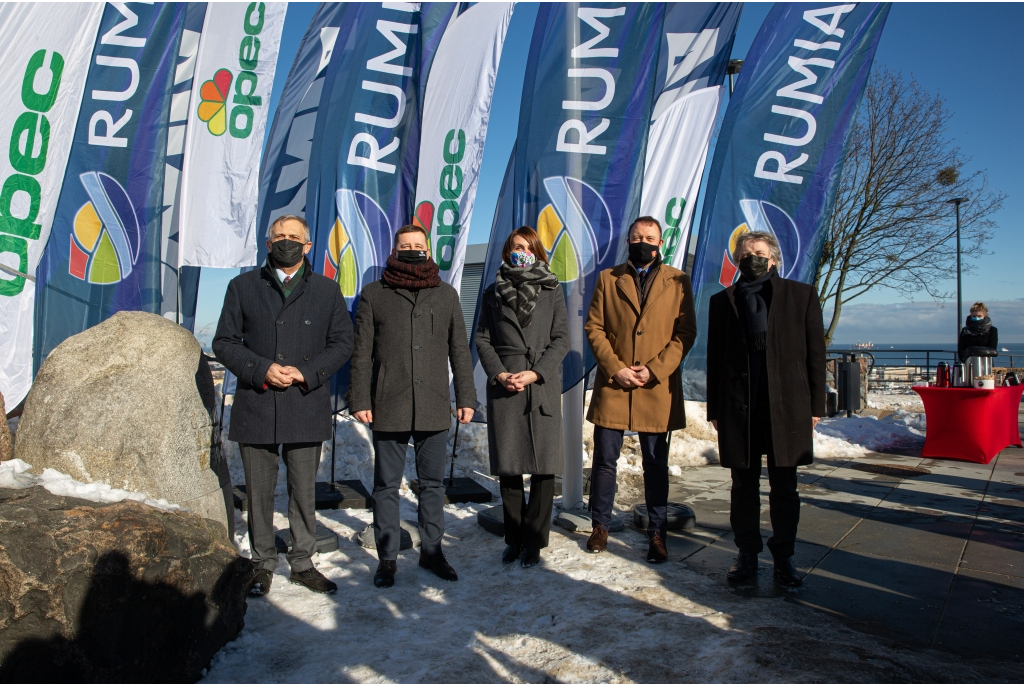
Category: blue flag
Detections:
[
  {"x1": 34, "y1": 2, "x2": 188, "y2": 369},
  {"x1": 303, "y1": 3, "x2": 461, "y2": 407},
  {"x1": 472, "y1": 2, "x2": 665, "y2": 397},
  {"x1": 683, "y1": 2, "x2": 890, "y2": 401},
  {"x1": 255, "y1": 3, "x2": 350, "y2": 259}
]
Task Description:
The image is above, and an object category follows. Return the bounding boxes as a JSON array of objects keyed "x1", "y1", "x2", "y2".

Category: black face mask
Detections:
[
  {"x1": 270, "y1": 239, "x2": 305, "y2": 268},
  {"x1": 628, "y1": 241, "x2": 658, "y2": 266},
  {"x1": 738, "y1": 255, "x2": 771, "y2": 281},
  {"x1": 395, "y1": 249, "x2": 427, "y2": 265}
]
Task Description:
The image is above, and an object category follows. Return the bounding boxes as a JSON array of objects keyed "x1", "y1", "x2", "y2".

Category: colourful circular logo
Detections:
[
  {"x1": 323, "y1": 189, "x2": 387, "y2": 305},
  {"x1": 536, "y1": 176, "x2": 610, "y2": 286},
  {"x1": 69, "y1": 172, "x2": 141, "y2": 284}
]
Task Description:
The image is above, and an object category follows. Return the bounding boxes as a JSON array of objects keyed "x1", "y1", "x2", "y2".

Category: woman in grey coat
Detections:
[{"x1": 475, "y1": 226, "x2": 569, "y2": 567}]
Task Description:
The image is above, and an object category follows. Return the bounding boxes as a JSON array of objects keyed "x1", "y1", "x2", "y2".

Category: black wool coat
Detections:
[
  {"x1": 213, "y1": 259, "x2": 353, "y2": 444},
  {"x1": 349, "y1": 280, "x2": 476, "y2": 433},
  {"x1": 705, "y1": 274, "x2": 826, "y2": 468},
  {"x1": 958, "y1": 325, "x2": 998, "y2": 362},
  {"x1": 476, "y1": 284, "x2": 570, "y2": 476}
]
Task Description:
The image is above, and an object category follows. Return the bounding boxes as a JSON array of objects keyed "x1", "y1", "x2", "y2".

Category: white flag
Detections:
[
  {"x1": 640, "y1": 86, "x2": 722, "y2": 271},
  {"x1": 412, "y1": 2, "x2": 515, "y2": 295},
  {"x1": 178, "y1": 2, "x2": 286, "y2": 268},
  {"x1": 0, "y1": 3, "x2": 103, "y2": 407}
]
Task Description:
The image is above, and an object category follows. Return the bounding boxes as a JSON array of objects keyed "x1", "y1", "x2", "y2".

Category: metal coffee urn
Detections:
[{"x1": 964, "y1": 346, "x2": 998, "y2": 387}]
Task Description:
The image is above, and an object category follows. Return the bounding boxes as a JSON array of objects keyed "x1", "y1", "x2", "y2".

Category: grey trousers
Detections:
[
  {"x1": 372, "y1": 430, "x2": 448, "y2": 560},
  {"x1": 239, "y1": 442, "x2": 321, "y2": 573}
]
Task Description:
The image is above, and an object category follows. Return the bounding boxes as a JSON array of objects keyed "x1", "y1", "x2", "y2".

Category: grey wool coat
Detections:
[
  {"x1": 705, "y1": 274, "x2": 826, "y2": 469},
  {"x1": 213, "y1": 259, "x2": 354, "y2": 444},
  {"x1": 349, "y1": 280, "x2": 476, "y2": 433},
  {"x1": 475, "y1": 283, "x2": 570, "y2": 476}
]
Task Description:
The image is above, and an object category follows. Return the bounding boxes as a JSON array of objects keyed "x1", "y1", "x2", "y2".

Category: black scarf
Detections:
[
  {"x1": 965, "y1": 315, "x2": 992, "y2": 335},
  {"x1": 381, "y1": 254, "x2": 441, "y2": 290},
  {"x1": 495, "y1": 261, "x2": 559, "y2": 328},
  {"x1": 733, "y1": 266, "x2": 777, "y2": 352}
]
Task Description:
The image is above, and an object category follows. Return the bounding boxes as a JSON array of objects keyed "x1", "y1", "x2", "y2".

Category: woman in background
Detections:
[
  {"x1": 958, "y1": 302, "x2": 998, "y2": 362},
  {"x1": 475, "y1": 227, "x2": 569, "y2": 568}
]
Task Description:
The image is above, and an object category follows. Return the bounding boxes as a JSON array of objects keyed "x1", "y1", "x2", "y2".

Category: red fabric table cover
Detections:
[{"x1": 913, "y1": 385, "x2": 1024, "y2": 464}]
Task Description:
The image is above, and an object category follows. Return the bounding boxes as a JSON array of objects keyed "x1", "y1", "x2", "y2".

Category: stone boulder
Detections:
[
  {"x1": 0, "y1": 392, "x2": 11, "y2": 461},
  {"x1": 14, "y1": 311, "x2": 232, "y2": 533},
  {"x1": 0, "y1": 486, "x2": 253, "y2": 681}
]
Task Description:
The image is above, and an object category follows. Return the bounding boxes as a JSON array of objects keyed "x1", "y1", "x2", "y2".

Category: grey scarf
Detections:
[{"x1": 495, "y1": 261, "x2": 559, "y2": 328}]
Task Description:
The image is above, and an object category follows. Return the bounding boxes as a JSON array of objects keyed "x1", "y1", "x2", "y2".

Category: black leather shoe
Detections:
[
  {"x1": 502, "y1": 544, "x2": 522, "y2": 565},
  {"x1": 249, "y1": 569, "x2": 273, "y2": 596},
  {"x1": 520, "y1": 546, "x2": 541, "y2": 568},
  {"x1": 374, "y1": 560, "x2": 396, "y2": 588},
  {"x1": 289, "y1": 567, "x2": 338, "y2": 595},
  {"x1": 727, "y1": 552, "x2": 758, "y2": 581},
  {"x1": 419, "y1": 549, "x2": 458, "y2": 581},
  {"x1": 774, "y1": 556, "x2": 803, "y2": 587}
]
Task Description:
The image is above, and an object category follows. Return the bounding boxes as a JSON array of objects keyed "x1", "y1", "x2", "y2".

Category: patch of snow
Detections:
[
  {"x1": 868, "y1": 391, "x2": 925, "y2": 413},
  {"x1": 816, "y1": 412, "x2": 925, "y2": 454},
  {"x1": 0, "y1": 458, "x2": 185, "y2": 511}
]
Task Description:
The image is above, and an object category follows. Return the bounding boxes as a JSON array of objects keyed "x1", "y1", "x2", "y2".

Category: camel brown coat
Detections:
[{"x1": 584, "y1": 262, "x2": 697, "y2": 432}]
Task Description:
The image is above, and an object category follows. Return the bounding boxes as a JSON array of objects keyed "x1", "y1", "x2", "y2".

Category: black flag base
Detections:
[
  {"x1": 314, "y1": 480, "x2": 374, "y2": 510},
  {"x1": 232, "y1": 481, "x2": 373, "y2": 512},
  {"x1": 632, "y1": 502, "x2": 697, "y2": 531},
  {"x1": 409, "y1": 477, "x2": 493, "y2": 504}
]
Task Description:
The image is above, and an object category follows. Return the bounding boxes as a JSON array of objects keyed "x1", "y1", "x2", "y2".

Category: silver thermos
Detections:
[{"x1": 951, "y1": 362, "x2": 965, "y2": 387}]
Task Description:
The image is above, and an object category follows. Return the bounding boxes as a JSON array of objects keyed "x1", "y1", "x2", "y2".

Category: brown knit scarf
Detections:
[{"x1": 381, "y1": 254, "x2": 441, "y2": 290}]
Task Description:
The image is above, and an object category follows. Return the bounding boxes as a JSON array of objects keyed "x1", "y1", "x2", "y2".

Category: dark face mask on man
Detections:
[
  {"x1": 395, "y1": 249, "x2": 428, "y2": 265},
  {"x1": 738, "y1": 255, "x2": 771, "y2": 281},
  {"x1": 270, "y1": 239, "x2": 305, "y2": 268},
  {"x1": 628, "y1": 241, "x2": 658, "y2": 266}
]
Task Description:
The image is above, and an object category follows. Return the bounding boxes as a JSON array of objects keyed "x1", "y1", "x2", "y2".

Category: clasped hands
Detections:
[
  {"x1": 612, "y1": 365, "x2": 651, "y2": 389},
  {"x1": 497, "y1": 370, "x2": 539, "y2": 393},
  {"x1": 265, "y1": 362, "x2": 306, "y2": 389}
]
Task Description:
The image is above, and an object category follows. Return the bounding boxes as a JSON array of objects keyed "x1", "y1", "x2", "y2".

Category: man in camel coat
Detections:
[{"x1": 584, "y1": 216, "x2": 697, "y2": 562}]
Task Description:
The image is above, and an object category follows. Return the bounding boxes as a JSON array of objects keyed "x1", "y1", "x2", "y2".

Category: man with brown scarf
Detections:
[{"x1": 350, "y1": 224, "x2": 476, "y2": 588}]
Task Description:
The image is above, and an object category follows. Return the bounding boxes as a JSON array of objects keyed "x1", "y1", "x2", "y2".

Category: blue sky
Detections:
[{"x1": 193, "y1": 3, "x2": 1022, "y2": 345}]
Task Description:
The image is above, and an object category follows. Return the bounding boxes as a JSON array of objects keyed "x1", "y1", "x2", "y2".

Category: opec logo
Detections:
[
  {"x1": 536, "y1": 176, "x2": 611, "y2": 287},
  {"x1": 323, "y1": 189, "x2": 387, "y2": 303},
  {"x1": 195, "y1": 4, "x2": 268, "y2": 138},
  {"x1": 718, "y1": 199, "x2": 800, "y2": 287},
  {"x1": 69, "y1": 172, "x2": 141, "y2": 284}
]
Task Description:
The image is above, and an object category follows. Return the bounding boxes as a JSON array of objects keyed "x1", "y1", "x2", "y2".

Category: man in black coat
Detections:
[
  {"x1": 706, "y1": 231, "x2": 825, "y2": 587},
  {"x1": 350, "y1": 224, "x2": 476, "y2": 588},
  {"x1": 214, "y1": 215, "x2": 353, "y2": 597}
]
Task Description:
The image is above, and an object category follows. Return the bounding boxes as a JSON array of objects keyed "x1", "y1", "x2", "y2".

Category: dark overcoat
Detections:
[
  {"x1": 213, "y1": 259, "x2": 353, "y2": 444},
  {"x1": 475, "y1": 284, "x2": 570, "y2": 476},
  {"x1": 705, "y1": 274, "x2": 826, "y2": 469},
  {"x1": 349, "y1": 280, "x2": 476, "y2": 433}
]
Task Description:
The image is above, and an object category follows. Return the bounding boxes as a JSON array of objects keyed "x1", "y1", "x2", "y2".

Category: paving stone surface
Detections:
[{"x1": 665, "y1": 410, "x2": 1024, "y2": 663}]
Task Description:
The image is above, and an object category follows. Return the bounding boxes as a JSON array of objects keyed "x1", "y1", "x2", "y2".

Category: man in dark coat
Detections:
[
  {"x1": 350, "y1": 224, "x2": 476, "y2": 588},
  {"x1": 706, "y1": 230, "x2": 825, "y2": 587},
  {"x1": 958, "y1": 302, "x2": 998, "y2": 362},
  {"x1": 214, "y1": 215, "x2": 353, "y2": 597}
]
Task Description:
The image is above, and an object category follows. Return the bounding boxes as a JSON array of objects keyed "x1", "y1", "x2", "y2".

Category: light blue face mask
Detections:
[{"x1": 509, "y1": 250, "x2": 536, "y2": 268}]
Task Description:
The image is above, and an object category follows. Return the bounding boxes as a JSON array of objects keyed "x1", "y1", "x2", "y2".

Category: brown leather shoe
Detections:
[
  {"x1": 586, "y1": 524, "x2": 608, "y2": 553},
  {"x1": 646, "y1": 532, "x2": 668, "y2": 563}
]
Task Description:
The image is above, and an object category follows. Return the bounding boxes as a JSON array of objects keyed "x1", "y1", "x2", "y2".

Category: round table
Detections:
[{"x1": 912, "y1": 385, "x2": 1024, "y2": 464}]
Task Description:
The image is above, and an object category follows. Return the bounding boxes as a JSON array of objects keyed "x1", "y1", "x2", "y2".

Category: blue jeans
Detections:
[{"x1": 590, "y1": 426, "x2": 669, "y2": 536}]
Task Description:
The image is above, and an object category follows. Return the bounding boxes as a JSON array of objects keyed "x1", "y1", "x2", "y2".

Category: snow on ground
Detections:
[
  {"x1": 815, "y1": 409, "x2": 925, "y2": 454},
  {"x1": 0, "y1": 458, "x2": 185, "y2": 511},
  {"x1": 206, "y1": 483, "x2": 985, "y2": 683},
  {"x1": 867, "y1": 390, "x2": 925, "y2": 413}
]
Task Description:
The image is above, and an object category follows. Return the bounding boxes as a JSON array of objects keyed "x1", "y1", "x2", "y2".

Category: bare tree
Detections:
[{"x1": 814, "y1": 67, "x2": 1005, "y2": 345}]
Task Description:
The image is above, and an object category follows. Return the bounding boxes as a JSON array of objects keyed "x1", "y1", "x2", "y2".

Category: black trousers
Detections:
[
  {"x1": 730, "y1": 449, "x2": 800, "y2": 559},
  {"x1": 372, "y1": 430, "x2": 448, "y2": 560},
  {"x1": 590, "y1": 426, "x2": 669, "y2": 536},
  {"x1": 500, "y1": 474, "x2": 555, "y2": 548}
]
